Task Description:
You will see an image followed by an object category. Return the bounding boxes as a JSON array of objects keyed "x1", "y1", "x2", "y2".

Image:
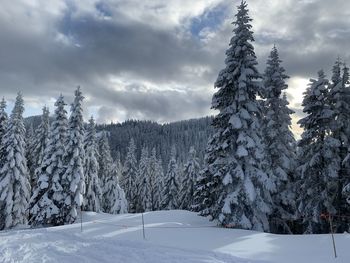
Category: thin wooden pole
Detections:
[
  {"x1": 142, "y1": 213, "x2": 146, "y2": 240},
  {"x1": 80, "y1": 205, "x2": 83, "y2": 233},
  {"x1": 328, "y1": 215, "x2": 337, "y2": 258}
]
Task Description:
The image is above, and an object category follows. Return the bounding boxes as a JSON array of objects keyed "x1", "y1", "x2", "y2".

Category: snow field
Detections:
[{"x1": 1, "y1": 210, "x2": 349, "y2": 263}]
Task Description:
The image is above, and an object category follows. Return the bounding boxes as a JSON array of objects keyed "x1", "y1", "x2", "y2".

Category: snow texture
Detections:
[{"x1": 0, "y1": 210, "x2": 348, "y2": 263}]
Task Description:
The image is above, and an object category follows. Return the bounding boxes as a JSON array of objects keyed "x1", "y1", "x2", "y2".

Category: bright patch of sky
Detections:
[{"x1": 190, "y1": 3, "x2": 228, "y2": 39}]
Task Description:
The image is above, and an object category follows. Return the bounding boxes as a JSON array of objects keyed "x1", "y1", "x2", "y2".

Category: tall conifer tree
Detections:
[
  {"x1": 262, "y1": 46, "x2": 297, "y2": 233},
  {"x1": 194, "y1": 1, "x2": 273, "y2": 231},
  {"x1": 30, "y1": 95, "x2": 68, "y2": 226},
  {"x1": 0, "y1": 93, "x2": 30, "y2": 229},
  {"x1": 83, "y1": 117, "x2": 102, "y2": 212},
  {"x1": 297, "y1": 71, "x2": 340, "y2": 233},
  {"x1": 62, "y1": 87, "x2": 85, "y2": 223},
  {"x1": 120, "y1": 138, "x2": 138, "y2": 212}
]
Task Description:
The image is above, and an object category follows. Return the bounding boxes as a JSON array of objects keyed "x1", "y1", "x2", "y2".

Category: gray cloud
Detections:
[{"x1": 0, "y1": 0, "x2": 349, "y2": 125}]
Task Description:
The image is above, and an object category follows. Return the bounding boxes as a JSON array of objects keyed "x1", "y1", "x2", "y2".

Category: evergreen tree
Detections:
[
  {"x1": 0, "y1": 98, "x2": 7, "y2": 142},
  {"x1": 0, "y1": 98, "x2": 8, "y2": 168},
  {"x1": 262, "y1": 46, "x2": 297, "y2": 233},
  {"x1": 103, "y1": 161, "x2": 128, "y2": 214},
  {"x1": 29, "y1": 95, "x2": 68, "y2": 226},
  {"x1": 83, "y1": 117, "x2": 102, "y2": 212},
  {"x1": 156, "y1": 157, "x2": 164, "y2": 210},
  {"x1": 120, "y1": 138, "x2": 138, "y2": 212},
  {"x1": 328, "y1": 60, "x2": 350, "y2": 231},
  {"x1": 161, "y1": 146, "x2": 179, "y2": 210},
  {"x1": 179, "y1": 147, "x2": 200, "y2": 210},
  {"x1": 98, "y1": 132, "x2": 113, "y2": 187},
  {"x1": 148, "y1": 148, "x2": 162, "y2": 211},
  {"x1": 114, "y1": 151, "x2": 123, "y2": 180},
  {"x1": 25, "y1": 123, "x2": 35, "y2": 189},
  {"x1": 194, "y1": 1, "x2": 273, "y2": 231},
  {"x1": 28, "y1": 107, "x2": 50, "y2": 189},
  {"x1": 297, "y1": 71, "x2": 340, "y2": 233},
  {"x1": 62, "y1": 87, "x2": 85, "y2": 224},
  {"x1": 137, "y1": 147, "x2": 151, "y2": 212},
  {"x1": 0, "y1": 93, "x2": 30, "y2": 229}
]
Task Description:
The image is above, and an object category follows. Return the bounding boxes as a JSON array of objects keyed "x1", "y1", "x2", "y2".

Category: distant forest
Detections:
[{"x1": 25, "y1": 116, "x2": 214, "y2": 168}]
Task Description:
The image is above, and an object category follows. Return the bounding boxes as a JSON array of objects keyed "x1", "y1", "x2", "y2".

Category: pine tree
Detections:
[
  {"x1": 148, "y1": 148, "x2": 161, "y2": 211},
  {"x1": 0, "y1": 93, "x2": 30, "y2": 229},
  {"x1": 0, "y1": 98, "x2": 8, "y2": 144},
  {"x1": 120, "y1": 138, "x2": 138, "y2": 212},
  {"x1": 29, "y1": 95, "x2": 68, "y2": 226},
  {"x1": 28, "y1": 107, "x2": 50, "y2": 189},
  {"x1": 102, "y1": 161, "x2": 128, "y2": 214},
  {"x1": 161, "y1": 146, "x2": 179, "y2": 210},
  {"x1": 0, "y1": 98, "x2": 8, "y2": 168},
  {"x1": 156, "y1": 157, "x2": 164, "y2": 210},
  {"x1": 62, "y1": 87, "x2": 85, "y2": 223},
  {"x1": 25, "y1": 123, "x2": 34, "y2": 190},
  {"x1": 262, "y1": 46, "x2": 297, "y2": 233},
  {"x1": 83, "y1": 117, "x2": 102, "y2": 212},
  {"x1": 114, "y1": 151, "x2": 123, "y2": 180},
  {"x1": 137, "y1": 147, "x2": 151, "y2": 212},
  {"x1": 98, "y1": 132, "x2": 112, "y2": 207},
  {"x1": 179, "y1": 147, "x2": 200, "y2": 210},
  {"x1": 194, "y1": 1, "x2": 273, "y2": 231},
  {"x1": 328, "y1": 59, "x2": 350, "y2": 231},
  {"x1": 297, "y1": 70, "x2": 340, "y2": 233}
]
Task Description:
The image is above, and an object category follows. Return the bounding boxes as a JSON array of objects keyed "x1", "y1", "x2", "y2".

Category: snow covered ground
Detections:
[{"x1": 0, "y1": 210, "x2": 349, "y2": 263}]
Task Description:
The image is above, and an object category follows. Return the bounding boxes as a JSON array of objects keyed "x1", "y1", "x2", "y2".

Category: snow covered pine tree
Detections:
[
  {"x1": 297, "y1": 70, "x2": 341, "y2": 233},
  {"x1": 194, "y1": 1, "x2": 274, "y2": 231},
  {"x1": 61, "y1": 87, "x2": 85, "y2": 224},
  {"x1": 120, "y1": 138, "x2": 138, "y2": 212},
  {"x1": 161, "y1": 146, "x2": 179, "y2": 210},
  {"x1": 0, "y1": 93, "x2": 30, "y2": 230},
  {"x1": 27, "y1": 106, "x2": 50, "y2": 190},
  {"x1": 179, "y1": 147, "x2": 200, "y2": 210},
  {"x1": 29, "y1": 95, "x2": 68, "y2": 226},
  {"x1": 83, "y1": 117, "x2": 102, "y2": 212},
  {"x1": 327, "y1": 59, "x2": 350, "y2": 232},
  {"x1": 99, "y1": 132, "x2": 128, "y2": 214},
  {"x1": 262, "y1": 46, "x2": 297, "y2": 233}
]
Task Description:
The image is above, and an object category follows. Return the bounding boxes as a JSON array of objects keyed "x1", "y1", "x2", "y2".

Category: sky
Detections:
[{"x1": 0, "y1": 0, "x2": 349, "y2": 137}]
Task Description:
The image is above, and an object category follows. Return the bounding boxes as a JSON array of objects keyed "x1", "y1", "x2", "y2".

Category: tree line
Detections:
[{"x1": 0, "y1": 88, "x2": 127, "y2": 230}]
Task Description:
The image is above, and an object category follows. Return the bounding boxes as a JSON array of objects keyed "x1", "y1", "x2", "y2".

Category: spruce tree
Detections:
[
  {"x1": 179, "y1": 147, "x2": 200, "y2": 210},
  {"x1": 83, "y1": 117, "x2": 102, "y2": 212},
  {"x1": 161, "y1": 146, "x2": 179, "y2": 210},
  {"x1": 148, "y1": 148, "x2": 161, "y2": 211},
  {"x1": 137, "y1": 147, "x2": 151, "y2": 212},
  {"x1": 0, "y1": 98, "x2": 8, "y2": 146},
  {"x1": 120, "y1": 138, "x2": 138, "y2": 212},
  {"x1": 98, "y1": 132, "x2": 113, "y2": 189},
  {"x1": 0, "y1": 98, "x2": 8, "y2": 169},
  {"x1": 328, "y1": 60, "x2": 350, "y2": 231},
  {"x1": 0, "y1": 93, "x2": 30, "y2": 229},
  {"x1": 194, "y1": 1, "x2": 273, "y2": 231},
  {"x1": 62, "y1": 87, "x2": 85, "y2": 223},
  {"x1": 29, "y1": 95, "x2": 68, "y2": 226},
  {"x1": 103, "y1": 161, "x2": 128, "y2": 214},
  {"x1": 297, "y1": 71, "x2": 340, "y2": 233},
  {"x1": 28, "y1": 107, "x2": 50, "y2": 189},
  {"x1": 262, "y1": 46, "x2": 297, "y2": 233}
]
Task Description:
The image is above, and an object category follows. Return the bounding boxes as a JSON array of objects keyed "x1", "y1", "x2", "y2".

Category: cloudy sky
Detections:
[{"x1": 1, "y1": 0, "x2": 349, "y2": 136}]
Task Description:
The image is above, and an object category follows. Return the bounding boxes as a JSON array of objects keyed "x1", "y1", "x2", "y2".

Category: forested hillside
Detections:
[{"x1": 98, "y1": 117, "x2": 213, "y2": 167}]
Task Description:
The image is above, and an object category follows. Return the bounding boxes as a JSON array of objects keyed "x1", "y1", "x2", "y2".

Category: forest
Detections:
[{"x1": 0, "y1": 1, "x2": 349, "y2": 236}]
